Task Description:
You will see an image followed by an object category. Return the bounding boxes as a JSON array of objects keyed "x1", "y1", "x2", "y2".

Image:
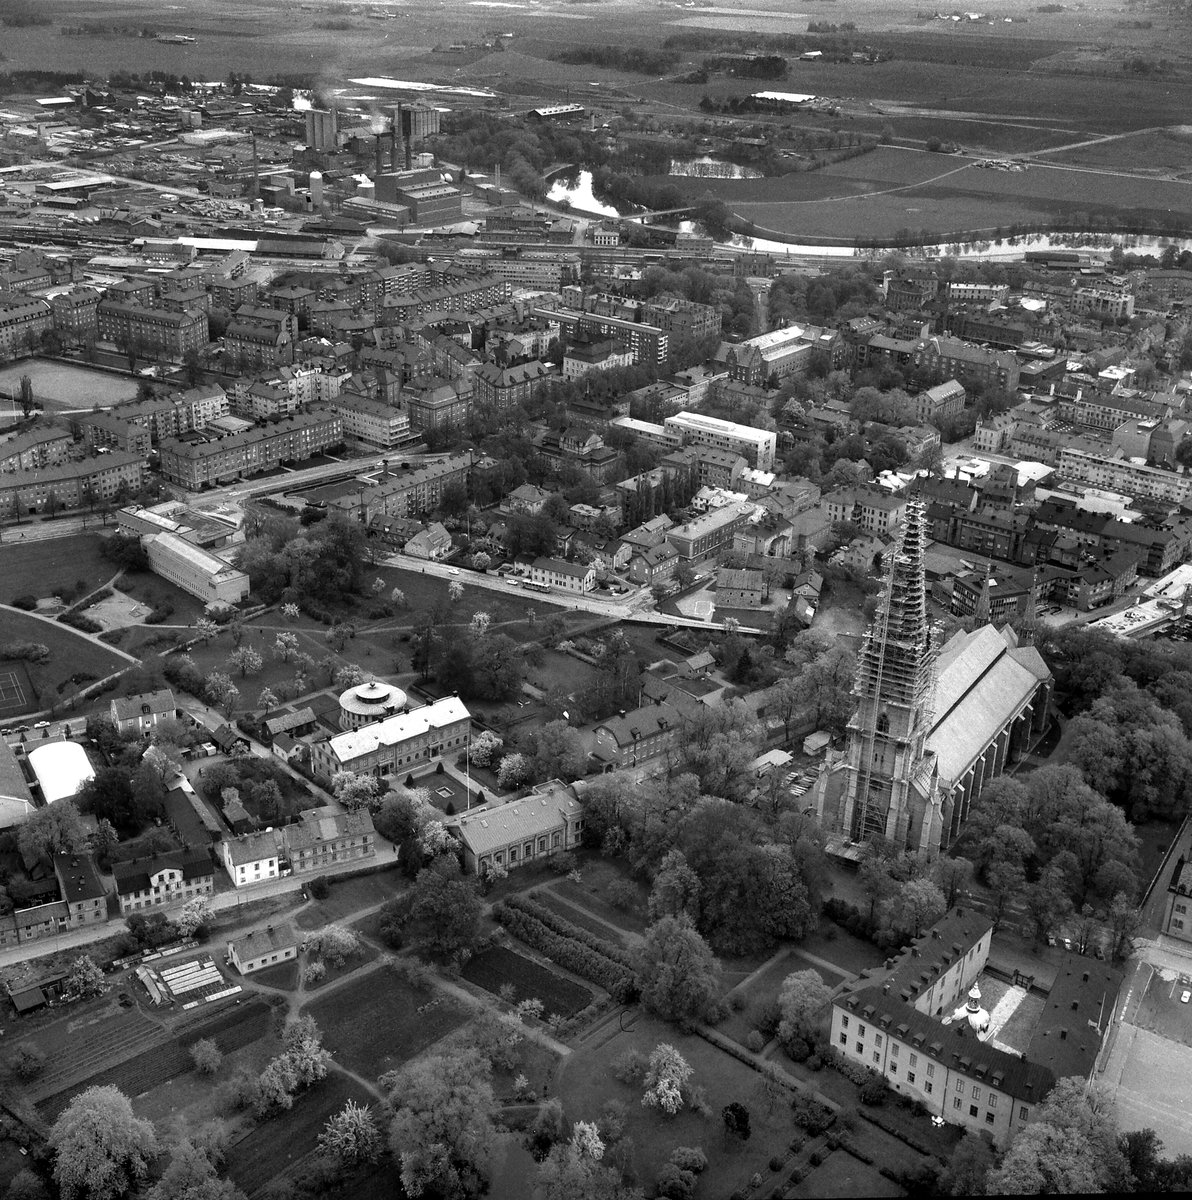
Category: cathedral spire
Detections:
[{"x1": 841, "y1": 497, "x2": 940, "y2": 847}]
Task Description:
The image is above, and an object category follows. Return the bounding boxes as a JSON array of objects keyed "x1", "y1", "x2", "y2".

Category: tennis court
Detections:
[{"x1": 0, "y1": 663, "x2": 34, "y2": 718}]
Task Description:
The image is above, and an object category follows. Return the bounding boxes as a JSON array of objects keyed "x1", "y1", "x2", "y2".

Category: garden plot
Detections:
[{"x1": 462, "y1": 946, "x2": 592, "y2": 1019}]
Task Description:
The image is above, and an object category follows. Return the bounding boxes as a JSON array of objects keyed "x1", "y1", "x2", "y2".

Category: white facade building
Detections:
[
  {"x1": 664, "y1": 411, "x2": 777, "y2": 471},
  {"x1": 310, "y1": 695, "x2": 471, "y2": 782},
  {"x1": 145, "y1": 532, "x2": 251, "y2": 603}
]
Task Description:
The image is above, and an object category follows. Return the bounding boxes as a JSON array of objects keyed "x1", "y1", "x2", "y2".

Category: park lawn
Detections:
[
  {"x1": 557, "y1": 1011, "x2": 798, "y2": 1199},
  {"x1": 0, "y1": 532, "x2": 115, "y2": 605},
  {"x1": 719, "y1": 949, "x2": 801, "y2": 1046},
  {"x1": 225, "y1": 1074, "x2": 373, "y2": 1196},
  {"x1": 0, "y1": 608, "x2": 131, "y2": 713},
  {"x1": 294, "y1": 868, "x2": 405, "y2": 930},
  {"x1": 462, "y1": 946, "x2": 593, "y2": 1019},
  {"x1": 799, "y1": 920, "x2": 887, "y2": 980},
  {"x1": 789, "y1": 1147, "x2": 904, "y2": 1199},
  {"x1": 304, "y1": 968, "x2": 471, "y2": 1079},
  {"x1": 250, "y1": 959, "x2": 300, "y2": 991}
]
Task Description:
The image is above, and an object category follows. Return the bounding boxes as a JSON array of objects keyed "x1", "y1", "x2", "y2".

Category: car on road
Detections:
[
  {"x1": 1182, "y1": 990, "x2": 1190, "y2": 1004},
  {"x1": 446, "y1": 566, "x2": 459, "y2": 576},
  {"x1": 33, "y1": 721, "x2": 50, "y2": 729}
]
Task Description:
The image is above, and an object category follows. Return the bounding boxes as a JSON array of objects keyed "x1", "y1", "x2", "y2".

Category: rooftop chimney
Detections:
[{"x1": 375, "y1": 133, "x2": 384, "y2": 180}]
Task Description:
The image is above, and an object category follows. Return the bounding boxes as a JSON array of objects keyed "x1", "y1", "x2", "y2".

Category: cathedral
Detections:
[{"x1": 813, "y1": 498, "x2": 1052, "y2": 858}]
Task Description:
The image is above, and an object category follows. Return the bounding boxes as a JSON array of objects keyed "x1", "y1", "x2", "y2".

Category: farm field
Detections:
[
  {"x1": 0, "y1": 532, "x2": 117, "y2": 606},
  {"x1": 462, "y1": 946, "x2": 593, "y2": 1018},
  {"x1": 668, "y1": 147, "x2": 1192, "y2": 241},
  {"x1": 225, "y1": 1074, "x2": 374, "y2": 1195},
  {"x1": 1048, "y1": 128, "x2": 1192, "y2": 173},
  {"x1": 304, "y1": 969, "x2": 471, "y2": 1078},
  {"x1": 0, "y1": 362, "x2": 138, "y2": 411},
  {"x1": 0, "y1": 607, "x2": 132, "y2": 713}
]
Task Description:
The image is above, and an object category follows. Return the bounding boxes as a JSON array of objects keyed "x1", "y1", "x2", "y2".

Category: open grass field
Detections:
[
  {"x1": 462, "y1": 946, "x2": 593, "y2": 1018},
  {"x1": 0, "y1": 532, "x2": 116, "y2": 606},
  {"x1": 1047, "y1": 129, "x2": 1192, "y2": 174},
  {"x1": 304, "y1": 968, "x2": 471, "y2": 1078},
  {"x1": 558, "y1": 1010, "x2": 800, "y2": 1199},
  {"x1": 0, "y1": 362, "x2": 138, "y2": 412},
  {"x1": 225, "y1": 1074, "x2": 374, "y2": 1196},
  {"x1": 0, "y1": 607, "x2": 132, "y2": 712},
  {"x1": 293, "y1": 868, "x2": 405, "y2": 930}
]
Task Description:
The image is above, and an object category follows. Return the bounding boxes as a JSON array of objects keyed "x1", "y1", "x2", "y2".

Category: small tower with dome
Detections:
[{"x1": 338, "y1": 679, "x2": 408, "y2": 730}]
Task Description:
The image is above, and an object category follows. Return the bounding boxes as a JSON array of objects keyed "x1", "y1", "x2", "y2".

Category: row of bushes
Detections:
[
  {"x1": 143, "y1": 598, "x2": 176, "y2": 625},
  {"x1": 824, "y1": 1046, "x2": 889, "y2": 1105},
  {"x1": 511, "y1": 892, "x2": 637, "y2": 970},
  {"x1": 10, "y1": 595, "x2": 37, "y2": 611},
  {"x1": 59, "y1": 610, "x2": 103, "y2": 634},
  {"x1": 492, "y1": 901, "x2": 635, "y2": 997},
  {"x1": 66, "y1": 586, "x2": 113, "y2": 614},
  {"x1": 0, "y1": 641, "x2": 49, "y2": 663}
]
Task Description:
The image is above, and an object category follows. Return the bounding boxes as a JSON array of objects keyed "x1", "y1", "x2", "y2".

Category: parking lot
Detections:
[{"x1": 1134, "y1": 966, "x2": 1192, "y2": 1045}]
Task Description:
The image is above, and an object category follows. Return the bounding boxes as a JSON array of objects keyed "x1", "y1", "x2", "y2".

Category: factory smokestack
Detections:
[
  {"x1": 495, "y1": 162, "x2": 500, "y2": 189},
  {"x1": 375, "y1": 133, "x2": 383, "y2": 179},
  {"x1": 250, "y1": 131, "x2": 260, "y2": 198}
]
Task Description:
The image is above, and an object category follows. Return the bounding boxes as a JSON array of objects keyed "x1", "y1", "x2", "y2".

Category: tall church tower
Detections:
[{"x1": 837, "y1": 498, "x2": 940, "y2": 850}]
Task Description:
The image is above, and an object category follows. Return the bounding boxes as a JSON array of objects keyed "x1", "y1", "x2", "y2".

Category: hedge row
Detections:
[
  {"x1": 510, "y1": 893, "x2": 637, "y2": 969},
  {"x1": 824, "y1": 1046, "x2": 885, "y2": 1090},
  {"x1": 492, "y1": 902, "x2": 634, "y2": 996},
  {"x1": 59, "y1": 611, "x2": 103, "y2": 634}
]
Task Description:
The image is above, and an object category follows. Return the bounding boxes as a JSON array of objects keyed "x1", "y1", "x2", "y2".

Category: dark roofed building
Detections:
[
  {"x1": 52, "y1": 852, "x2": 107, "y2": 929},
  {"x1": 112, "y1": 847, "x2": 214, "y2": 915},
  {"x1": 592, "y1": 701, "x2": 680, "y2": 770},
  {"x1": 830, "y1": 907, "x2": 1122, "y2": 1147}
]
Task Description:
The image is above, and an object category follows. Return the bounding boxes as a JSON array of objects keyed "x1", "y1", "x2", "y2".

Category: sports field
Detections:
[
  {"x1": 0, "y1": 663, "x2": 34, "y2": 720},
  {"x1": 0, "y1": 362, "x2": 138, "y2": 413}
]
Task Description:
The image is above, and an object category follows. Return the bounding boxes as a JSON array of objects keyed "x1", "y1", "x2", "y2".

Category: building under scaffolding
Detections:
[{"x1": 813, "y1": 498, "x2": 1053, "y2": 858}]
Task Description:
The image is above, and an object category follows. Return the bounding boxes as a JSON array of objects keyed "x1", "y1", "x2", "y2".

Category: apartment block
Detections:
[
  {"x1": 0, "y1": 296, "x2": 53, "y2": 356},
  {"x1": 334, "y1": 390, "x2": 412, "y2": 451},
  {"x1": 664, "y1": 411, "x2": 777, "y2": 471},
  {"x1": 0, "y1": 452, "x2": 145, "y2": 518},
  {"x1": 96, "y1": 301, "x2": 208, "y2": 359},
  {"x1": 157, "y1": 412, "x2": 343, "y2": 489},
  {"x1": 326, "y1": 453, "x2": 471, "y2": 524},
  {"x1": 0, "y1": 426, "x2": 73, "y2": 473}
]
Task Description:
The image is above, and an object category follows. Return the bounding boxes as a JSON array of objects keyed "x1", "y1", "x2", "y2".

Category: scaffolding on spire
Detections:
[{"x1": 846, "y1": 497, "x2": 940, "y2": 845}]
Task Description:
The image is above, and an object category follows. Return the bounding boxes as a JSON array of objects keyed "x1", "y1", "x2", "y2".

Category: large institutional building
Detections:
[
  {"x1": 664, "y1": 411, "x2": 777, "y2": 471},
  {"x1": 309, "y1": 695, "x2": 471, "y2": 783},
  {"x1": 813, "y1": 500, "x2": 1052, "y2": 856},
  {"x1": 145, "y1": 531, "x2": 251, "y2": 603},
  {"x1": 832, "y1": 908, "x2": 1122, "y2": 1147}
]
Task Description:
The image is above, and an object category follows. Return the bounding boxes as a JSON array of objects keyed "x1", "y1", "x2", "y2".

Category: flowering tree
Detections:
[
  {"x1": 63, "y1": 955, "x2": 107, "y2": 1001},
  {"x1": 274, "y1": 632, "x2": 300, "y2": 662},
  {"x1": 372, "y1": 577, "x2": 387, "y2": 595},
  {"x1": 497, "y1": 753, "x2": 533, "y2": 791},
  {"x1": 205, "y1": 671, "x2": 236, "y2": 710},
  {"x1": 448, "y1": 580, "x2": 465, "y2": 603},
  {"x1": 318, "y1": 1099, "x2": 381, "y2": 1166},
  {"x1": 194, "y1": 617, "x2": 219, "y2": 646},
  {"x1": 228, "y1": 646, "x2": 263, "y2": 678},
  {"x1": 570, "y1": 1121, "x2": 604, "y2": 1161},
  {"x1": 420, "y1": 818, "x2": 456, "y2": 858},
  {"x1": 469, "y1": 730, "x2": 503, "y2": 767},
  {"x1": 469, "y1": 611, "x2": 491, "y2": 637},
  {"x1": 332, "y1": 771, "x2": 382, "y2": 812},
  {"x1": 333, "y1": 663, "x2": 368, "y2": 690},
  {"x1": 173, "y1": 897, "x2": 213, "y2": 938},
  {"x1": 258, "y1": 687, "x2": 279, "y2": 711},
  {"x1": 281, "y1": 603, "x2": 300, "y2": 621},
  {"x1": 641, "y1": 1044, "x2": 692, "y2": 1116},
  {"x1": 390, "y1": 587, "x2": 407, "y2": 607}
]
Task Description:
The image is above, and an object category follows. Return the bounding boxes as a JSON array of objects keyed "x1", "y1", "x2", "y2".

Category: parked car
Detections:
[
  {"x1": 33, "y1": 721, "x2": 50, "y2": 729},
  {"x1": 1182, "y1": 990, "x2": 1190, "y2": 1004}
]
